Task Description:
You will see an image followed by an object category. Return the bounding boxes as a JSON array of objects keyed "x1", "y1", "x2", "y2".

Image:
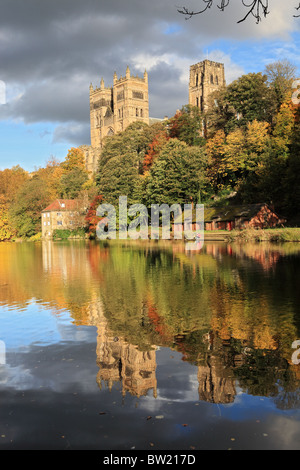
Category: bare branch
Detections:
[
  {"x1": 294, "y1": 3, "x2": 300, "y2": 17},
  {"x1": 177, "y1": 0, "x2": 297, "y2": 23},
  {"x1": 237, "y1": 0, "x2": 269, "y2": 24},
  {"x1": 177, "y1": 0, "x2": 213, "y2": 19}
]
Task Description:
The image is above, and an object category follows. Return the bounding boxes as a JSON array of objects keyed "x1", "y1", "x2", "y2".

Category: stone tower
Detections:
[
  {"x1": 189, "y1": 60, "x2": 226, "y2": 113},
  {"x1": 89, "y1": 66, "x2": 150, "y2": 149}
]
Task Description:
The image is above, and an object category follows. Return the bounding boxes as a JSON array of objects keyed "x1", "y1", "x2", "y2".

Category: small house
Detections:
[
  {"x1": 41, "y1": 199, "x2": 88, "y2": 238},
  {"x1": 204, "y1": 203, "x2": 286, "y2": 231}
]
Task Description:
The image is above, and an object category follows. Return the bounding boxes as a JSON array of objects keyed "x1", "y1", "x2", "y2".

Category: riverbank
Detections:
[
  {"x1": 4, "y1": 227, "x2": 300, "y2": 244},
  {"x1": 224, "y1": 227, "x2": 300, "y2": 242}
]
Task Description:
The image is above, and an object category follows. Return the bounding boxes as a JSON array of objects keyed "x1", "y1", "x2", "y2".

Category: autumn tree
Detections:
[
  {"x1": 0, "y1": 195, "x2": 16, "y2": 241},
  {"x1": 85, "y1": 194, "x2": 104, "y2": 237},
  {"x1": 143, "y1": 129, "x2": 169, "y2": 172},
  {"x1": 61, "y1": 147, "x2": 86, "y2": 172},
  {"x1": 0, "y1": 166, "x2": 29, "y2": 203},
  {"x1": 0, "y1": 166, "x2": 29, "y2": 240},
  {"x1": 206, "y1": 120, "x2": 270, "y2": 194},
  {"x1": 9, "y1": 176, "x2": 51, "y2": 238},
  {"x1": 34, "y1": 157, "x2": 64, "y2": 201}
]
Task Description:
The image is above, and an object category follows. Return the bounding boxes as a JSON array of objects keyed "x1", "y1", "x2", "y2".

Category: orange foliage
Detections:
[{"x1": 143, "y1": 130, "x2": 169, "y2": 172}]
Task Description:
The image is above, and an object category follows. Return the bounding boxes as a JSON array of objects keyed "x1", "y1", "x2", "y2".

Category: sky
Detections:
[{"x1": 0, "y1": 0, "x2": 300, "y2": 172}]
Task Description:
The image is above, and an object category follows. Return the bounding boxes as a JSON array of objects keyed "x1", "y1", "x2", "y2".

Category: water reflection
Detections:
[{"x1": 0, "y1": 239, "x2": 300, "y2": 410}]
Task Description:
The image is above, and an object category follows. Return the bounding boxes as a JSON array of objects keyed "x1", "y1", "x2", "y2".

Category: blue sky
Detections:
[{"x1": 0, "y1": 0, "x2": 300, "y2": 173}]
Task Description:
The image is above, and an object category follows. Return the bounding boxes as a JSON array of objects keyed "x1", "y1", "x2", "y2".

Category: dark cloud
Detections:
[{"x1": 0, "y1": 0, "x2": 297, "y2": 146}]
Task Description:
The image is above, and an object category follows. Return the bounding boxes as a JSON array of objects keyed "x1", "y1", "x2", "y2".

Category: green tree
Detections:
[
  {"x1": 59, "y1": 167, "x2": 89, "y2": 199},
  {"x1": 264, "y1": 60, "x2": 297, "y2": 112},
  {"x1": 168, "y1": 105, "x2": 205, "y2": 146},
  {"x1": 145, "y1": 139, "x2": 208, "y2": 206},
  {"x1": 205, "y1": 87, "x2": 236, "y2": 137},
  {"x1": 284, "y1": 106, "x2": 300, "y2": 220},
  {"x1": 97, "y1": 152, "x2": 140, "y2": 206},
  {"x1": 225, "y1": 72, "x2": 274, "y2": 128},
  {"x1": 99, "y1": 121, "x2": 165, "y2": 173}
]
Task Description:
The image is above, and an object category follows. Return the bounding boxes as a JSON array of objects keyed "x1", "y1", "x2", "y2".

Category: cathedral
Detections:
[{"x1": 83, "y1": 60, "x2": 225, "y2": 173}]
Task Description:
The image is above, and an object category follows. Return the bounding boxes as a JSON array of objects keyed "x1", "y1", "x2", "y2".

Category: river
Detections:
[{"x1": 0, "y1": 239, "x2": 300, "y2": 450}]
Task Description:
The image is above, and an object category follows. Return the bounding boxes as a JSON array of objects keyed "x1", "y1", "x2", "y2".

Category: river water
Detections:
[{"x1": 0, "y1": 239, "x2": 300, "y2": 450}]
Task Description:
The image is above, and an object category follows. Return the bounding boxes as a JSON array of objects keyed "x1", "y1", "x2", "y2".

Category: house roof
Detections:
[
  {"x1": 204, "y1": 203, "x2": 268, "y2": 223},
  {"x1": 173, "y1": 203, "x2": 282, "y2": 224},
  {"x1": 42, "y1": 199, "x2": 82, "y2": 212}
]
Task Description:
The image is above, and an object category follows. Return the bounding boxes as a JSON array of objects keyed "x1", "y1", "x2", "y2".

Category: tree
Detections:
[
  {"x1": 206, "y1": 120, "x2": 270, "y2": 194},
  {"x1": 59, "y1": 167, "x2": 89, "y2": 199},
  {"x1": 143, "y1": 129, "x2": 169, "y2": 172},
  {"x1": 168, "y1": 105, "x2": 205, "y2": 146},
  {"x1": 272, "y1": 98, "x2": 296, "y2": 156},
  {"x1": 283, "y1": 106, "x2": 300, "y2": 219},
  {"x1": 145, "y1": 139, "x2": 208, "y2": 206},
  {"x1": 34, "y1": 157, "x2": 64, "y2": 201},
  {"x1": 61, "y1": 147, "x2": 86, "y2": 172},
  {"x1": 264, "y1": 60, "x2": 297, "y2": 112},
  {"x1": 97, "y1": 152, "x2": 140, "y2": 206},
  {"x1": 178, "y1": 1, "x2": 300, "y2": 23},
  {"x1": 98, "y1": 121, "x2": 164, "y2": 173},
  {"x1": 9, "y1": 176, "x2": 51, "y2": 238},
  {"x1": 0, "y1": 166, "x2": 29, "y2": 203},
  {"x1": 0, "y1": 195, "x2": 16, "y2": 241},
  {"x1": 205, "y1": 87, "x2": 236, "y2": 137},
  {"x1": 225, "y1": 73, "x2": 274, "y2": 128},
  {"x1": 85, "y1": 195, "x2": 103, "y2": 237}
]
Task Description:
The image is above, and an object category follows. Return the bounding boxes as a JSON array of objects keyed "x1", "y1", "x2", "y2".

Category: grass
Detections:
[{"x1": 225, "y1": 227, "x2": 300, "y2": 242}]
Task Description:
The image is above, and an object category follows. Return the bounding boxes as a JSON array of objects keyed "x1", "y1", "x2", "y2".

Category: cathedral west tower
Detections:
[{"x1": 89, "y1": 66, "x2": 149, "y2": 149}]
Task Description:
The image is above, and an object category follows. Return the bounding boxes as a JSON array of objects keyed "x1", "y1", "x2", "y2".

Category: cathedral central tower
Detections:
[{"x1": 189, "y1": 60, "x2": 226, "y2": 112}]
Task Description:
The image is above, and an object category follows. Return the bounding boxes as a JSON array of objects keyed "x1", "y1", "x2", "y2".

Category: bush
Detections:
[{"x1": 52, "y1": 228, "x2": 86, "y2": 240}]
